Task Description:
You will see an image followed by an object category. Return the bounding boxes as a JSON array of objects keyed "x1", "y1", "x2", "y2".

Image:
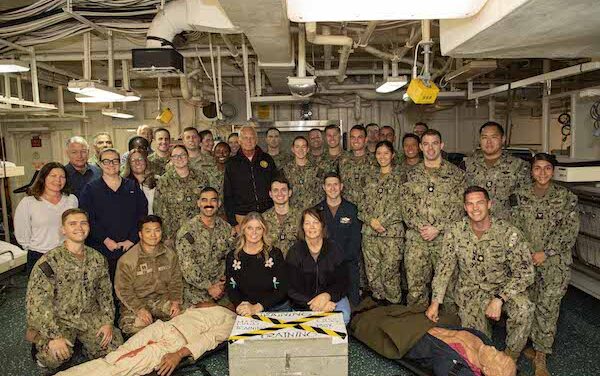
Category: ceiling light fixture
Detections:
[
  {"x1": 101, "y1": 107, "x2": 134, "y2": 119},
  {"x1": 75, "y1": 90, "x2": 141, "y2": 103},
  {"x1": 68, "y1": 79, "x2": 126, "y2": 101},
  {"x1": 0, "y1": 59, "x2": 30, "y2": 73},
  {"x1": 376, "y1": 76, "x2": 408, "y2": 93}
]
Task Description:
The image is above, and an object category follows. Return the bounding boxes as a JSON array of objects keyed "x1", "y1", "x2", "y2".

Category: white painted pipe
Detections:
[
  {"x1": 22, "y1": 48, "x2": 254, "y2": 62},
  {"x1": 297, "y1": 24, "x2": 306, "y2": 78},
  {"x1": 242, "y1": 36, "x2": 251, "y2": 120},
  {"x1": 305, "y1": 22, "x2": 353, "y2": 47}
]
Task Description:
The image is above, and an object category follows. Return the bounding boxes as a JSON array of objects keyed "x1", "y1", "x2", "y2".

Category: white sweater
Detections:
[{"x1": 14, "y1": 194, "x2": 78, "y2": 253}]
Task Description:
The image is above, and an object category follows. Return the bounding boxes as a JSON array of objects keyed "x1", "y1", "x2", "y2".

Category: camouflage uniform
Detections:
[
  {"x1": 26, "y1": 245, "x2": 123, "y2": 369},
  {"x1": 359, "y1": 170, "x2": 406, "y2": 303},
  {"x1": 153, "y1": 168, "x2": 209, "y2": 242},
  {"x1": 431, "y1": 218, "x2": 535, "y2": 354},
  {"x1": 281, "y1": 159, "x2": 323, "y2": 210},
  {"x1": 88, "y1": 154, "x2": 100, "y2": 167},
  {"x1": 338, "y1": 151, "x2": 377, "y2": 211},
  {"x1": 147, "y1": 153, "x2": 169, "y2": 177},
  {"x1": 263, "y1": 205, "x2": 302, "y2": 257},
  {"x1": 175, "y1": 215, "x2": 233, "y2": 307},
  {"x1": 401, "y1": 161, "x2": 465, "y2": 306},
  {"x1": 394, "y1": 158, "x2": 420, "y2": 181},
  {"x1": 511, "y1": 183, "x2": 579, "y2": 354},
  {"x1": 270, "y1": 152, "x2": 293, "y2": 171},
  {"x1": 463, "y1": 150, "x2": 530, "y2": 220},
  {"x1": 114, "y1": 243, "x2": 183, "y2": 335},
  {"x1": 317, "y1": 152, "x2": 342, "y2": 176}
]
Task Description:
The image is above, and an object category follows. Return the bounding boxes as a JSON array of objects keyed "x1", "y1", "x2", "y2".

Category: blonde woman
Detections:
[{"x1": 225, "y1": 212, "x2": 288, "y2": 315}]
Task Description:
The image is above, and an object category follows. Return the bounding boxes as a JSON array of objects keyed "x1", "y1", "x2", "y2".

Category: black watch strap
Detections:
[{"x1": 494, "y1": 294, "x2": 506, "y2": 303}]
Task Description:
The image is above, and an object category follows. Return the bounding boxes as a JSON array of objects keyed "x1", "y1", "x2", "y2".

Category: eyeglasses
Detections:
[
  {"x1": 170, "y1": 154, "x2": 187, "y2": 160},
  {"x1": 131, "y1": 157, "x2": 145, "y2": 164},
  {"x1": 101, "y1": 158, "x2": 121, "y2": 166}
]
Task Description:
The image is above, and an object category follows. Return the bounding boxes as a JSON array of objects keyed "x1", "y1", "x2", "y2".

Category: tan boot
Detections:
[
  {"x1": 534, "y1": 351, "x2": 550, "y2": 376},
  {"x1": 523, "y1": 347, "x2": 536, "y2": 360}
]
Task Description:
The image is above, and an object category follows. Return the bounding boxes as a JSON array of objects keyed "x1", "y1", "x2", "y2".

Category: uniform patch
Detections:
[
  {"x1": 184, "y1": 232, "x2": 195, "y2": 245},
  {"x1": 260, "y1": 160, "x2": 269, "y2": 168},
  {"x1": 39, "y1": 261, "x2": 55, "y2": 278},
  {"x1": 340, "y1": 217, "x2": 351, "y2": 224}
]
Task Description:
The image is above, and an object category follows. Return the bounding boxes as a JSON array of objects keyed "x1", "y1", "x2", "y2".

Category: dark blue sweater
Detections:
[{"x1": 79, "y1": 177, "x2": 148, "y2": 261}]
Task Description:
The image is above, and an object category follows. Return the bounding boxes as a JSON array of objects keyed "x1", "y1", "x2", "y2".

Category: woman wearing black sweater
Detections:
[
  {"x1": 286, "y1": 208, "x2": 350, "y2": 324},
  {"x1": 226, "y1": 212, "x2": 289, "y2": 315}
]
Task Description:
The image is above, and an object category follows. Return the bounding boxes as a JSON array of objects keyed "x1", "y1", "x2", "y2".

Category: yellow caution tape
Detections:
[{"x1": 229, "y1": 312, "x2": 345, "y2": 343}]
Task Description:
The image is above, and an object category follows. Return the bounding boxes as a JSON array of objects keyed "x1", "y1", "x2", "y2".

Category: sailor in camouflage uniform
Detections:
[
  {"x1": 395, "y1": 133, "x2": 421, "y2": 179},
  {"x1": 281, "y1": 136, "x2": 323, "y2": 209},
  {"x1": 147, "y1": 127, "x2": 171, "y2": 177},
  {"x1": 359, "y1": 141, "x2": 406, "y2": 303},
  {"x1": 266, "y1": 127, "x2": 293, "y2": 169},
  {"x1": 317, "y1": 124, "x2": 344, "y2": 176},
  {"x1": 338, "y1": 125, "x2": 376, "y2": 211},
  {"x1": 426, "y1": 186, "x2": 534, "y2": 360},
  {"x1": 176, "y1": 187, "x2": 233, "y2": 307},
  {"x1": 462, "y1": 121, "x2": 530, "y2": 220},
  {"x1": 511, "y1": 153, "x2": 579, "y2": 375},
  {"x1": 153, "y1": 145, "x2": 209, "y2": 246},
  {"x1": 401, "y1": 129, "x2": 465, "y2": 306},
  {"x1": 26, "y1": 209, "x2": 122, "y2": 369},
  {"x1": 263, "y1": 176, "x2": 301, "y2": 257}
]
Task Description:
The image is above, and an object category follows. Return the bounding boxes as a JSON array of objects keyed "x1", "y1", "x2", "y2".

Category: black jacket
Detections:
[
  {"x1": 286, "y1": 239, "x2": 349, "y2": 309},
  {"x1": 315, "y1": 199, "x2": 362, "y2": 261},
  {"x1": 223, "y1": 146, "x2": 276, "y2": 224}
]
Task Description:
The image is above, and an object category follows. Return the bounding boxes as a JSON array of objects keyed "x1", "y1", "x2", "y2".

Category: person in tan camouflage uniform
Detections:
[
  {"x1": 153, "y1": 145, "x2": 209, "y2": 247},
  {"x1": 263, "y1": 175, "x2": 302, "y2": 257},
  {"x1": 401, "y1": 129, "x2": 465, "y2": 306},
  {"x1": 511, "y1": 153, "x2": 580, "y2": 376},
  {"x1": 176, "y1": 187, "x2": 234, "y2": 307},
  {"x1": 359, "y1": 141, "x2": 406, "y2": 303},
  {"x1": 147, "y1": 127, "x2": 171, "y2": 177},
  {"x1": 338, "y1": 124, "x2": 377, "y2": 211},
  {"x1": 426, "y1": 186, "x2": 535, "y2": 361},
  {"x1": 26, "y1": 208, "x2": 123, "y2": 370},
  {"x1": 395, "y1": 133, "x2": 421, "y2": 178},
  {"x1": 114, "y1": 215, "x2": 183, "y2": 335},
  {"x1": 265, "y1": 127, "x2": 292, "y2": 168},
  {"x1": 281, "y1": 136, "x2": 323, "y2": 209},
  {"x1": 462, "y1": 121, "x2": 530, "y2": 220}
]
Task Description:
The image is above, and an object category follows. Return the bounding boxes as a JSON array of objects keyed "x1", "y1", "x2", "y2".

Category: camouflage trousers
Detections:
[
  {"x1": 457, "y1": 289, "x2": 534, "y2": 354},
  {"x1": 405, "y1": 230, "x2": 456, "y2": 308},
  {"x1": 529, "y1": 256, "x2": 571, "y2": 354},
  {"x1": 362, "y1": 235, "x2": 403, "y2": 303},
  {"x1": 119, "y1": 297, "x2": 172, "y2": 336},
  {"x1": 36, "y1": 313, "x2": 123, "y2": 369}
]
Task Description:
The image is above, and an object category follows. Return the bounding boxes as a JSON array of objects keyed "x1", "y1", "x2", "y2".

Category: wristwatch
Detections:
[{"x1": 494, "y1": 294, "x2": 506, "y2": 304}]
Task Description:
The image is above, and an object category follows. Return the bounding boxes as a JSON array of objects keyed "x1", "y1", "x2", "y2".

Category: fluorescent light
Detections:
[
  {"x1": 287, "y1": 0, "x2": 488, "y2": 21},
  {"x1": 0, "y1": 59, "x2": 30, "y2": 73},
  {"x1": 376, "y1": 76, "x2": 408, "y2": 93},
  {"x1": 75, "y1": 90, "x2": 141, "y2": 103},
  {"x1": 102, "y1": 108, "x2": 134, "y2": 119},
  {"x1": 68, "y1": 80, "x2": 125, "y2": 101}
]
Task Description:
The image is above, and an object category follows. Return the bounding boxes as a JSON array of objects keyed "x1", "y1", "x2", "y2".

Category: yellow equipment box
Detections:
[{"x1": 407, "y1": 79, "x2": 440, "y2": 104}]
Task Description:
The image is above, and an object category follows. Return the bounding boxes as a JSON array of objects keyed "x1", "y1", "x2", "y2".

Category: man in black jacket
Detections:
[
  {"x1": 314, "y1": 172, "x2": 362, "y2": 306},
  {"x1": 223, "y1": 125, "x2": 277, "y2": 229}
]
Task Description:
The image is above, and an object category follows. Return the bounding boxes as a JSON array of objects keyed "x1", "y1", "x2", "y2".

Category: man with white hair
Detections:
[
  {"x1": 64, "y1": 136, "x2": 101, "y2": 198},
  {"x1": 88, "y1": 132, "x2": 113, "y2": 166}
]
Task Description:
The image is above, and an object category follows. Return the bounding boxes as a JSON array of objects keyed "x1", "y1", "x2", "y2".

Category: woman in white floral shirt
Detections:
[{"x1": 225, "y1": 212, "x2": 289, "y2": 315}]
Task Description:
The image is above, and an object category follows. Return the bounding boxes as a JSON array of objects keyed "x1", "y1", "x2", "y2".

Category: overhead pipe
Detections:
[
  {"x1": 297, "y1": 24, "x2": 306, "y2": 78},
  {"x1": 362, "y1": 46, "x2": 422, "y2": 67},
  {"x1": 421, "y1": 19, "x2": 432, "y2": 79},
  {"x1": 322, "y1": 26, "x2": 332, "y2": 70},
  {"x1": 305, "y1": 22, "x2": 353, "y2": 83},
  {"x1": 314, "y1": 67, "x2": 411, "y2": 77},
  {"x1": 21, "y1": 48, "x2": 255, "y2": 62},
  {"x1": 220, "y1": 34, "x2": 244, "y2": 69},
  {"x1": 208, "y1": 34, "x2": 221, "y2": 119},
  {"x1": 242, "y1": 35, "x2": 251, "y2": 120}
]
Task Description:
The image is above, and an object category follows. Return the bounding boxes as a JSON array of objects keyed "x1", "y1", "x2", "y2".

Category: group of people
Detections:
[{"x1": 15, "y1": 119, "x2": 579, "y2": 376}]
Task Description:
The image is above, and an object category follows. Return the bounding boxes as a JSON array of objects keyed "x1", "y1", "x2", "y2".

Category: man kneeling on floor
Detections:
[
  {"x1": 56, "y1": 302, "x2": 236, "y2": 376},
  {"x1": 115, "y1": 215, "x2": 183, "y2": 335},
  {"x1": 26, "y1": 208, "x2": 123, "y2": 370}
]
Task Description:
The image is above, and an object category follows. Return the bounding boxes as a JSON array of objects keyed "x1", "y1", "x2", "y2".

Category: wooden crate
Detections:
[{"x1": 228, "y1": 311, "x2": 348, "y2": 376}]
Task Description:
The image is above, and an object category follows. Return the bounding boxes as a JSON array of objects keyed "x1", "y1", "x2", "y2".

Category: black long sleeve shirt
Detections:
[
  {"x1": 286, "y1": 239, "x2": 349, "y2": 310},
  {"x1": 225, "y1": 247, "x2": 288, "y2": 309}
]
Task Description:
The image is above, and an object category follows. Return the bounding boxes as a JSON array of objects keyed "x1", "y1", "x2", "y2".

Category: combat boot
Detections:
[
  {"x1": 534, "y1": 351, "x2": 550, "y2": 376},
  {"x1": 523, "y1": 347, "x2": 536, "y2": 360}
]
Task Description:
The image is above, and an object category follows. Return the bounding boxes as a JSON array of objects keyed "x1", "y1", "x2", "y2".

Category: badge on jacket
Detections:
[
  {"x1": 340, "y1": 217, "x2": 351, "y2": 224},
  {"x1": 260, "y1": 160, "x2": 269, "y2": 168}
]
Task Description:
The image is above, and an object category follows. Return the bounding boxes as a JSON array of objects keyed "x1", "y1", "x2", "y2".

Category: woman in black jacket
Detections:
[
  {"x1": 286, "y1": 208, "x2": 350, "y2": 324},
  {"x1": 226, "y1": 212, "x2": 289, "y2": 315}
]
